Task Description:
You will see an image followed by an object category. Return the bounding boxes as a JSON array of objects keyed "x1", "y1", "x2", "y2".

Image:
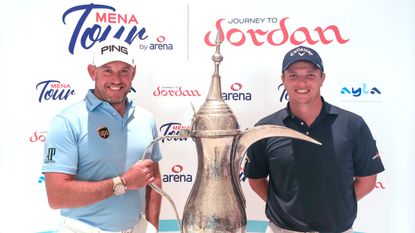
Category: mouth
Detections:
[
  {"x1": 108, "y1": 86, "x2": 122, "y2": 91},
  {"x1": 295, "y1": 89, "x2": 309, "y2": 94}
]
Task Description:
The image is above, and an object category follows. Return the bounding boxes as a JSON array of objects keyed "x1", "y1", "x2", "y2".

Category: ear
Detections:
[
  {"x1": 320, "y1": 72, "x2": 326, "y2": 86},
  {"x1": 130, "y1": 66, "x2": 137, "y2": 81},
  {"x1": 280, "y1": 73, "x2": 285, "y2": 84},
  {"x1": 87, "y1": 64, "x2": 96, "y2": 81}
]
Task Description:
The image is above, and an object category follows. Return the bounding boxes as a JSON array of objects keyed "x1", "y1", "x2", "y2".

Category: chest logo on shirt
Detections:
[{"x1": 97, "y1": 126, "x2": 110, "y2": 139}]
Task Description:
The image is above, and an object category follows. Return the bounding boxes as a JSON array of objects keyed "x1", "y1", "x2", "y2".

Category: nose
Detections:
[
  {"x1": 109, "y1": 72, "x2": 123, "y2": 83},
  {"x1": 295, "y1": 76, "x2": 308, "y2": 84}
]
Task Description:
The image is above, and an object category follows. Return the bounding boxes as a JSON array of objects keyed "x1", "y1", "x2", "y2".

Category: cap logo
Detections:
[
  {"x1": 282, "y1": 46, "x2": 323, "y2": 72},
  {"x1": 290, "y1": 47, "x2": 314, "y2": 57},
  {"x1": 97, "y1": 126, "x2": 110, "y2": 139},
  {"x1": 100, "y1": 45, "x2": 128, "y2": 55}
]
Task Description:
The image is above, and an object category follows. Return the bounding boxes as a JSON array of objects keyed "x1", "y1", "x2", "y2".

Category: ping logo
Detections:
[{"x1": 101, "y1": 45, "x2": 128, "y2": 55}]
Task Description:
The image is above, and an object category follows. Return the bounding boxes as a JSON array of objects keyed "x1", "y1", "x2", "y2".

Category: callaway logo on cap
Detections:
[
  {"x1": 92, "y1": 40, "x2": 135, "y2": 67},
  {"x1": 282, "y1": 46, "x2": 324, "y2": 72}
]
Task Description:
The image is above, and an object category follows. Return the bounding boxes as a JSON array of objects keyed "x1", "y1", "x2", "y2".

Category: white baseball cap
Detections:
[{"x1": 92, "y1": 40, "x2": 135, "y2": 67}]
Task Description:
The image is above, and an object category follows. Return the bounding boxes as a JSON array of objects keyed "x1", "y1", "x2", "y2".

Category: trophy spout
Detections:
[
  {"x1": 231, "y1": 125, "x2": 322, "y2": 207},
  {"x1": 233, "y1": 124, "x2": 322, "y2": 168}
]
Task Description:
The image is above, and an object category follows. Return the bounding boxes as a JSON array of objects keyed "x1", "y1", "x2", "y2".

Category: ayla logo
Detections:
[
  {"x1": 162, "y1": 164, "x2": 193, "y2": 183},
  {"x1": 340, "y1": 83, "x2": 381, "y2": 97},
  {"x1": 223, "y1": 83, "x2": 252, "y2": 101},
  {"x1": 205, "y1": 17, "x2": 349, "y2": 47},
  {"x1": 62, "y1": 3, "x2": 148, "y2": 54},
  {"x1": 36, "y1": 80, "x2": 76, "y2": 103},
  {"x1": 159, "y1": 122, "x2": 190, "y2": 143}
]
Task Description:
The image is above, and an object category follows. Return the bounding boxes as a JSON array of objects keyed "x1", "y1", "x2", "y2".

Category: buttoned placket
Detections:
[{"x1": 290, "y1": 115, "x2": 311, "y2": 136}]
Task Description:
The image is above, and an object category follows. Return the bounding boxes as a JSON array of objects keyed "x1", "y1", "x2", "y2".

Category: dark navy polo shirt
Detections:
[{"x1": 244, "y1": 98, "x2": 384, "y2": 233}]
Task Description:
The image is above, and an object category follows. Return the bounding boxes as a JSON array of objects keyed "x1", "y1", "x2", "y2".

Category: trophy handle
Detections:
[{"x1": 141, "y1": 131, "x2": 192, "y2": 233}]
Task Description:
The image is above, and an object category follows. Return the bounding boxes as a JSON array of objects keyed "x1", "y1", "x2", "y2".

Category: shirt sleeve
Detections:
[
  {"x1": 244, "y1": 139, "x2": 269, "y2": 179},
  {"x1": 353, "y1": 119, "x2": 385, "y2": 176},
  {"x1": 42, "y1": 115, "x2": 78, "y2": 175}
]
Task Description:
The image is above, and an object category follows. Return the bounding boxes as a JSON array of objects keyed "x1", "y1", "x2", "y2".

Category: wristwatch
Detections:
[{"x1": 112, "y1": 176, "x2": 127, "y2": 196}]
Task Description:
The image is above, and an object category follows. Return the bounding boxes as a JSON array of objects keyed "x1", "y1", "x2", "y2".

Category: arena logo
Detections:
[
  {"x1": 36, "y1": 80, "x2": 76, "y2": 103},
  {"x1": 205, "y1": 17, "x2": 349, "y2": 47},
  {"x1": 159, "y1": 122, "x2": 191, "y2": 143},
  {"x1": 147, "y1": 36, "x2": 173, "y2": 51},
  {"x1": 153, "y1": 86, "x2": 202, "y2": 97},
  {"x1": 30, "y1": 131, "x2": 48, "y2": 143},
  {"x1": 162, "y1": 164, "x2": 193, "y2": 183},
  {"x1": 340, "y1": 83, "x2": 381, "y2": 97},
  {"x1": 223, "y1": 83, "x2": 252, "y2": 101},
  {"x1": 277, "y1": 83, "x2": 289, "y2": 102}
]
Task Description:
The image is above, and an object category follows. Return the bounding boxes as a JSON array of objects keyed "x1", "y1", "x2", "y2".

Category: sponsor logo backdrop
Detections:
[{"x1": 0, "y1": 0, "x2": 414, "y2": 232}]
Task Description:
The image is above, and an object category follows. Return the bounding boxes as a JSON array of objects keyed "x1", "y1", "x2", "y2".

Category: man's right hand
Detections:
[{"x1": 122, "y1": 159, "x2": 155, "y2": 190}]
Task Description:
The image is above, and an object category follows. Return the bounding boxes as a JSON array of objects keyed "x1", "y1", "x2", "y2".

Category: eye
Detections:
[
  {"x1": 287, "y1": 74, "x2": 297, "y2": 80},
  {"x1": 120, "y1": 68, "x2": 132, "y2": 75},
  {"x1": 306, "y1": 73, "x2": 316, "y2": 79},
  {"x1": 102, "y1": 68, "x2": 113, "y2": 74}
]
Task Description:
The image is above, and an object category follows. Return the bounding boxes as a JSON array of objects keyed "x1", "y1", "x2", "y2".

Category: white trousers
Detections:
[
  {"x1": 57, "y1": 216, "x2": 157, "y2": 233},
  {"x1": 266, "y1": 222, "x2": 353, "y2": 233}
]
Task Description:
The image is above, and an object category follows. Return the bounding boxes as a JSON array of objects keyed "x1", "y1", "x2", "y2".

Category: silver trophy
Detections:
[{"x1": 144, "y1": 34, "x2": 321, "y2": 233}]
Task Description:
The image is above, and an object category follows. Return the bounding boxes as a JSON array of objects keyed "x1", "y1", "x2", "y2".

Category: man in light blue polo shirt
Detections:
[{"x1": 42, "y1": 40, "x2": 162, "y2": 233}]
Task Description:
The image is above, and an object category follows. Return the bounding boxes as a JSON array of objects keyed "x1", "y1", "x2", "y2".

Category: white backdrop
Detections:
[{"x1": 0, "y1": 0, "x2": 414, "y2": 232}]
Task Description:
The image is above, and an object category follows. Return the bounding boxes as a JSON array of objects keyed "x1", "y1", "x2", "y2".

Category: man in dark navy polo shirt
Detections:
[{"x1": 244, "y1": 46, "x2": 385, "y2": 233}]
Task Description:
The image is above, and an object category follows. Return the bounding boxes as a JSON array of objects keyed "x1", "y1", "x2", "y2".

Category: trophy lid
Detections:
[{"x1": 191, "y1": 33, "x2": 241, "y2": 137}]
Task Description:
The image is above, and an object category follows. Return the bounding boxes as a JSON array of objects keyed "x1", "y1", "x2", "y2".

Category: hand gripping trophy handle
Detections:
[
  {"x1": 141, "y1": 131, "x2": 192, "y2": 232},
  {"x1": 142, "y1": 33, "x2": 321, "y2": 233}
]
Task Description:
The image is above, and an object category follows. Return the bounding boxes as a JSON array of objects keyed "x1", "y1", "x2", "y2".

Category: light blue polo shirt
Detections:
[{"x1": 42, "y1": 90, "x2": 162, "y2": 231}]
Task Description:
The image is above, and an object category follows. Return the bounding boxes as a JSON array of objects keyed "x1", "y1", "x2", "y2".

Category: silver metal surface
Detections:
[
  {"x1": 142, "y1": 34, "x2": 321, "y2": 233},
  {"x1": 179, "y1": 34, "x2": 322, "y2": 233}
]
